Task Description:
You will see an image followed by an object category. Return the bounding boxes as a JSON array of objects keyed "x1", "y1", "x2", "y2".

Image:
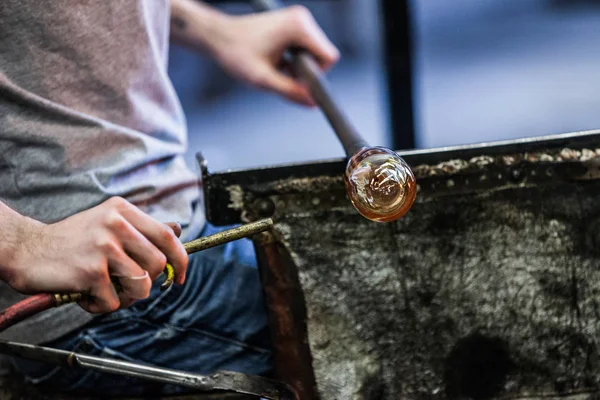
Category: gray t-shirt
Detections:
[{"x1": 0, "y1": 0, "x2": 202, "y2": 350}]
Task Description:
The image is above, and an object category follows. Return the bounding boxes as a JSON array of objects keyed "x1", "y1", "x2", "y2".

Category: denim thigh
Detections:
[{"x1": 11, "y1": 223, "x2": 273, "y2": 397}]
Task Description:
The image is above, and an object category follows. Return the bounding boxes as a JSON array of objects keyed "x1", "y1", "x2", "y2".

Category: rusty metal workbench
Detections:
[
  {"x1": 201, "y1": 129, "x2": 600, "y2": 400},
  {"x1": 3, "y1": 129, "x2": 600, "y2": 399}
]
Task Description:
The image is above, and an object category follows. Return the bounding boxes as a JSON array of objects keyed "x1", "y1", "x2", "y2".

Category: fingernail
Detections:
[
  {"x1": 115, "y1": 271, "x2": 150, "y2": 280},
  {"x1": 116, "y1": 271, "x2": 151, "y2": 299}
]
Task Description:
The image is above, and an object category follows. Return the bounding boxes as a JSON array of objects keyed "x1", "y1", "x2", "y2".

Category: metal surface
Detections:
[
  {"x1": 0, "y1": 340, "x2": 295, "y2": 400},
  {"x1": 53, "y1": 294, "x2": 82, "y2": 307},
  {"x1": 200, "y1": 130, "x2": 600, "y2": 226},
  {"x1": 253, "y1": 233, "x2": 319, "y2": 400},
  {"x1": 200, "y1": 129, "x2": 600, "y2": 399},
  {"x1": 252, "y1": 0, "x2": 369, "y2": 156}
]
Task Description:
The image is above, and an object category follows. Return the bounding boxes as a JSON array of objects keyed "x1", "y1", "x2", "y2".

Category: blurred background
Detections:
[{"x1": 168, "y1": 0, "x2": 600, "y2": 172}]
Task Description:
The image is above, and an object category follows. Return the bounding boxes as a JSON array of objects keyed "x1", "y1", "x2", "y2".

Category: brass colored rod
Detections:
[{"x1": 183, "y1": 218, "x2": 274, "y2": 253}]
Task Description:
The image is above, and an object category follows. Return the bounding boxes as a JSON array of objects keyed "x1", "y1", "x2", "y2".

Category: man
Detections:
[{"x1": 0, "y1": 0, "x2": 339, "y2": 396}]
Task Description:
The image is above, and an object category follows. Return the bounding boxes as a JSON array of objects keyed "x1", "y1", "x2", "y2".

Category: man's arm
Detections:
[
  {"x1": 0, "y1": 202, "x2": 40, "y2": 286},
  {"x1": 169, "y1": 0, "x2": 340, "y2": 106},
  {"x1": 169, "y1": 0, "x2": 231, "y2": 59},
  {"x1": 0, "y1": 198, "x2": 188, "y2": 313}
]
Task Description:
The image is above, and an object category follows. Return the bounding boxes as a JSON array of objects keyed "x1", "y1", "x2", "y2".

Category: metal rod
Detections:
[
  {"x1": 0, "y1": 340, "x2": 295, "y2": 399},
  {"x1": 251, "y1": 0, "x2": 369, "y2": 157},
  {"x1": 183, "y1": 218, "x2": 273, "y2": 253},
  {"x1": 164, "y1": 218, "x2": 274, "y2": 289}
]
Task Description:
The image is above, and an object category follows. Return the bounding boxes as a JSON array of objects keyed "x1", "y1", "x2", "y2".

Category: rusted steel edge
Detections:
[{"x1": 252, "y1": 231, "x2": 320, "y2": 400}]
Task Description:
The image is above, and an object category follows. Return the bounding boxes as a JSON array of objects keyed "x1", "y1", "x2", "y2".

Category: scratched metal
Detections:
[
  {"x1": 273, "y1": 181, "x2": 600, "y2": 399},
  {"x1": 200, "y1": 130, "x2": 600, "y2": 400}
]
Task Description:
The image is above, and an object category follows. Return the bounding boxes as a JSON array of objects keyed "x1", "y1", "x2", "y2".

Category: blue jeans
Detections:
[{"x1": 11, "y1": 223, "x2": 274, "y2": 397}]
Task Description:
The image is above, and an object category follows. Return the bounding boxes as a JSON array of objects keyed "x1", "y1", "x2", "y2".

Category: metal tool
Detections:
[
  {"x1": 251, "y1": 0, "x2": 417, "y2": 223},
  {"x1": 252, "y1": 0, "x2": 367, "y2": 157},
  {"x1": 160, "y1": 217, "x2": 275, "y2": 290},
  {"x1": 0, "y1": 219, "x2": 275, "y2": 333},
  {"x1": 0, "y1": 340, "x2": 296, "y2": 399}
]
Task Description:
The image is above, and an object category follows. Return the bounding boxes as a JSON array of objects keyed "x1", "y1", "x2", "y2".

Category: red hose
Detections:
[{"x1": 0, "y1": 294, "x2": 56, "y2": 333}]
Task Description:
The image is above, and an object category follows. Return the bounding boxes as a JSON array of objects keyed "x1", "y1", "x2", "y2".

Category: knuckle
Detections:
[
  {"x1": 104, "y1": 212, "x2": 127, "y2": 231},
  {"x1": 289, "y1": 5, "x2": 312, "y2": 23},
  {"x1": 106, "y1": 197, "x2": 134, "y2": 213},
  {"x1": 106, "y1": 196, "x2": 126, "y2": 208},
  {"x1": 84, "y1": 261, "x2": 108, "y2": 282},
  {"x1": 159, "y1": 226, "x2": 178, "y2": 245},
  {"x1": 95, "y1": 234, "x2": 119, "y2": 256},
  {"x1": 289, "y1": 5, "x2": 313, "y2": 31}
]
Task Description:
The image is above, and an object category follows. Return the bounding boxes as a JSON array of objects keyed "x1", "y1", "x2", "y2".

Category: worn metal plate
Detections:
[{"x1": 202, "y1": 130, "x2": 600, "y2": 400}]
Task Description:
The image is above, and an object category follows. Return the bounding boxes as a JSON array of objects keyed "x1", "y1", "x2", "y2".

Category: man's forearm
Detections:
[
  {"x1": 0, "y1": 202, "x2": 39, "y2": 283},
  {"x1": 169, "y1": 0, "x2": 232, "y2": 57}
]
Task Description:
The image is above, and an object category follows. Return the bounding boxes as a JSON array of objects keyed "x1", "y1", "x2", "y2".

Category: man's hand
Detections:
[
  {"x1": 170, "y1": 1, "x2": 340, "y2": 106},
  {"x1": 2, "y1": 197, "x2": 188, "y2": 314},
  {"x1": 211, "y1": 6, "x2": 340, "y2": 106}
]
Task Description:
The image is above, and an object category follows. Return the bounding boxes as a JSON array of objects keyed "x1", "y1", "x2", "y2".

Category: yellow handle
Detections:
[{"x1": 160, "y1": 263, "x2": 175, "y2": 291}]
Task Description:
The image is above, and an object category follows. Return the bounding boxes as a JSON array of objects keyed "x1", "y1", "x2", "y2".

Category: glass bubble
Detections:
[{"x1": 344, "y1": 147, "x2": 417, "y2": 222}]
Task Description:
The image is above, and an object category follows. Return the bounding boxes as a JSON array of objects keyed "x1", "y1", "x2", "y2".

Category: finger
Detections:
[
  {"x1": 107, "y1": 246, "x2": 152, "y2": 299},
  {"x1": 296, "y1": 32, "x2": 340, "y2": 72},
  {"x1": 117, "y1": 204, "x2": 188, "y2": 285},
  {"x1": 80, "y1": 276, "x2": 120, "y2": 314},
  {"x1": 118, "y1": 296, "x2": 137, "y2": 310},
  {"x1": 114, "y1": 217, "x2": 168, "y2": 280},
  {"x1": 255, "y1": 64, "x2": 316, "y2": 107},
  {"x1": 165, "y1": 222, "x2": 182, "y2": 238},
  {"x1": 283, "y1": 7, "x2": 340, "y2": 72},
  {"x1": 114, "y1": 271, "x2": 152, "y2": 300},
  {"x1": 269, "y1": 74, "x2": 315, "y2": 106}
]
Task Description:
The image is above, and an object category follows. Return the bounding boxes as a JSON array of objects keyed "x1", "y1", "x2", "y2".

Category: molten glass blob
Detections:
[{"x1": 344, "y1": 147, "x2": 417, "y2": 222}]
